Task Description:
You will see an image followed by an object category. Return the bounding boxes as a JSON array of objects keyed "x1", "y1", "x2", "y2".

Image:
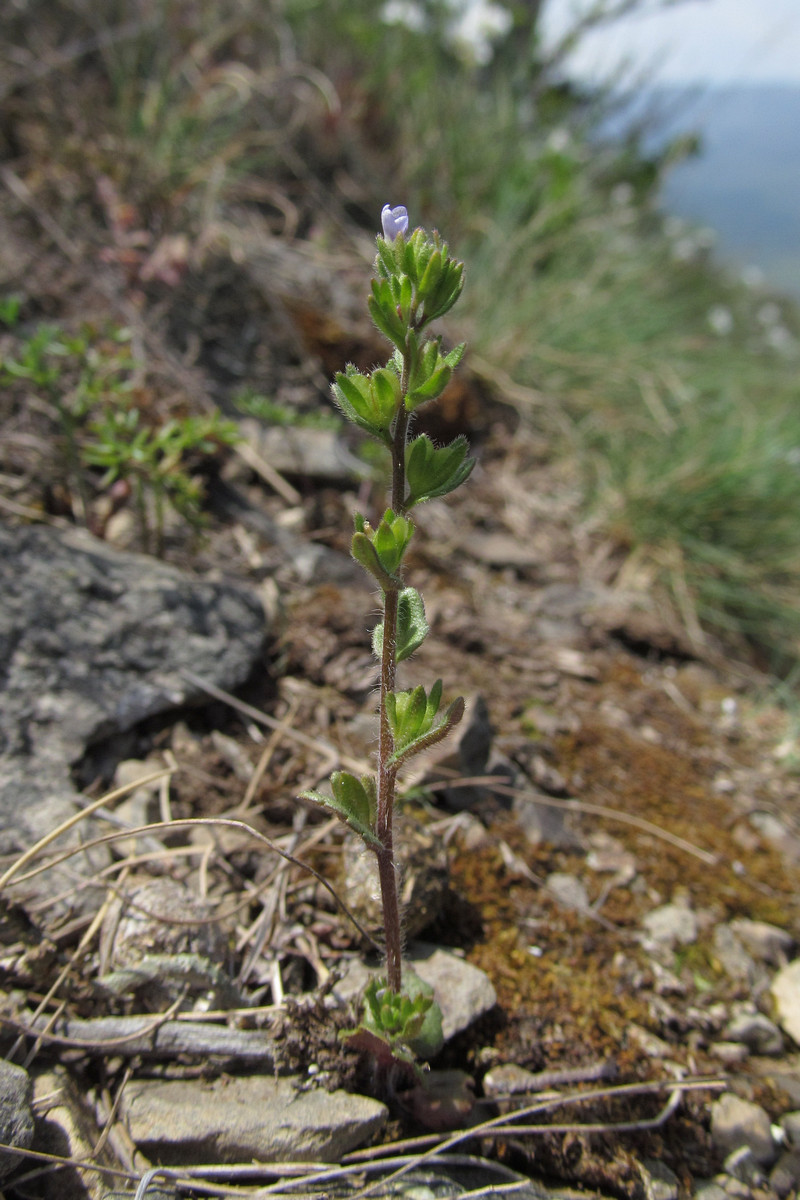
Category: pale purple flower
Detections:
[{"x1": 381, "y1": 204, "x2": 409, "y2": 241}]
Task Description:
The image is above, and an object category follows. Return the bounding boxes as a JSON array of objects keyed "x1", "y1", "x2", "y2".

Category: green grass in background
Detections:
[
  {"x1": 460, "y1": 194, "x2": 800, "y2": 669},
  {"x1": 288, "y1": 0, "x2": 800, "y2": 670},
  {"x1": 4, "y1": 0, "x2": 799, "y2": 669}
]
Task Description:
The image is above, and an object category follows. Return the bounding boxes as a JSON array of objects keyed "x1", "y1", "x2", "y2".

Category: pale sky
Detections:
[{"x1": 539, "y1": 0, "x2": 800, "y2": 85}]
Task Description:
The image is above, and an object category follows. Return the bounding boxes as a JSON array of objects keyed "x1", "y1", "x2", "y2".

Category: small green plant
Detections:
[
  {"x1": 301, "y1": 205, "x2": 472, "y2": 1070},
  {"x1": 83, "y1": 407, "x2": 239, "y2": 556},
  {"x1": 0, "y1": 294, "x2": 22, "y2": 327},
  {"x1": 1, "y1": 320, "x2": 123, "y2": 520},
  {"x1": 233, "y1": 388, "x2": 341, "y2": 431},
  {"x1": 0, "y1": 315, "x2": 238, "y2": 552}
]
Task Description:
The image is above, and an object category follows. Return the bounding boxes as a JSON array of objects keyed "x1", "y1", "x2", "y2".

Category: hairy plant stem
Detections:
[
  {"x1": 376, "y1": 354, "x2": 413, "y2": 995},
  {"x1": 377, "y1": 582, "x2": 401, "y2": 993}
]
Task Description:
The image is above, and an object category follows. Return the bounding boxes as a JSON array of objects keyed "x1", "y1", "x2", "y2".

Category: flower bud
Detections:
[{"x1": 381, "y1": 203, "x2": 409, "y2": 241}]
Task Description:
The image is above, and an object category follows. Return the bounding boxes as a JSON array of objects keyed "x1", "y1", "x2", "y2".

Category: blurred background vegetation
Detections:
[{"x1": 1, "y1": 0, "x2": 798, "y2": 674}]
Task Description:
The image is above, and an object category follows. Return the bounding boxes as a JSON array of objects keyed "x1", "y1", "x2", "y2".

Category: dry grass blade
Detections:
[
  {"x1": 0, "y1": 766, "x2": 176, "y2": 892},
  {"x1": 9, "y1": 993, "x2": 187, "y2": 1051},
  {"x1": 236, "y1": 693, "x2": 303, "y2": 814},
  {"x1": 234, "y1": 440, "x2": 302, "y2": 505},
  {"x1": 7, "y1": 816, "x2": 383, "y2": 952},
  {"x1": 428, "y1": 775, "x2": 718, "y2": 865},
  {"x1": 0, "y1": 1139, "x2": 136, "y2": 1188},
  {"x1": 93, "y1": 1066, "x2": 132, "y2": 1161},
  {"x1": 0, "y1": 165, "x2": 82, "y2": 261},
  {"x1": 181, "y1": 669, "x2": 370, "y2": 775},
  {"x1": 14, "y1": 891, "x2": 115, "y2": 1067},
  {"x1": 133, "y1": 1153, "x2": 543, "y2": 1199},
  {"x1": 474, "y1": 1085, "x2": 684, "y2": 1137},
  {"x1": 0, "y1": 493, "x2": 73, "y2": 525},
  {"x1": 342, "y1": 1077, "x2": 726, "y2": 1200}
]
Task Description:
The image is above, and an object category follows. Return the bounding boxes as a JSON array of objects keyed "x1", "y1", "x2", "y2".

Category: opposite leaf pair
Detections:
[{"x1": 333, "y1": 340, "x2": 464, "y2": 443}]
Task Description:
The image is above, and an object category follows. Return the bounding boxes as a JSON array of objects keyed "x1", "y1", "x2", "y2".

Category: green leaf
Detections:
[
  {"x1": 333, "y1": 368, "x2": 371, "y2": 420},
  {"x1": 424, "y1": 261, "x2": 465, "y2": 323},
  {"x1": 369, "y1": 282, "x2": 406, "y2": 349},
  {"x1": 372, "y1": 587, "x2": 429, "y2": 663},
  {"x1": 300, "y1": 771, "x2": 380, "y2": 848},
  {"x1": 332, "y1": 366, "x2": 396, "y2": 442},
  {"x1": 371, "y1": 367, "x2": 401, "y2": 423},
  {"x1": 351, "y1": 510, "x2": 413, "y2": 587},
  {"x1": 390, "y1": 695, "x2": 465, "y2": 767},
  {"x1": 388, "y1": 683, "x2": 427, "y2": 748},
  {"x1": 387, "y1": 679, "x2": 447, "y2": 753},
  {"x1": 425, "y1": 677, "x2": 444, "y2": 724},
  {"x1": 351, "y1": 531, "x2": 400, "y2": 591},
  {"x1": 401, "y1": 231, "x2": 421, "y2": 279},
  {"x1": 444, "y1": 342, "x2": 466, "y2": 369},
  {"x1": 372, "y1": 509, "x2": 413, "y2": 575},
  {"x1": 418, "y1": 248, "x2": 443, "y2": 299},
  {"x1": 375, "y1": 237, "x2": 398, "y2": 279},
  {"x1": 405, "y1": 434, "x2": 475, "y2": 506},
  {"x1": 389, "y1": 274, "x2": 413, "y2": 323},
  {"x1": 404, "y1": 339, "x2": 466, "y2": 410},
  {"x1": 406, "y1": 364, "x2": 452, "y2": 409},
  {"x1": 396, "y1": 587, "x2": 429, "y2": 661}
]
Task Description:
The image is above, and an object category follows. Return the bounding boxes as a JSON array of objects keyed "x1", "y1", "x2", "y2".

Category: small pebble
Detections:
[
  {"x1": 770, "y1": 1150, "x2": 800, "y2": 1198},
  {"x1": 693, "y1": 1183, "x2": 727, "y2": 1200},
  {"x1": 780, "y1": 1111, "x2": 800, "y2": 1148},
  {"x1": 546, "y1": 872, "x2": 589, "y2": 913},
  {"x1": 709, "y1": 1042, "x2": 750, "y2": 1066},
  {"x1": 725, "y1": 1012, "x2": 783, "y2": 1057},
  {"x1": 711, "y1": 1094, "x2": 776, "y2": 1167},
  {"x1": 642, "y1": 901, "x2": 698, "y2": 947}
]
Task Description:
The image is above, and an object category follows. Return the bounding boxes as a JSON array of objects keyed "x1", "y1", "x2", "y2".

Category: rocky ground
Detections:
[{"x1": 2, "y1": 185, "x2": 800, "y2": 1200}]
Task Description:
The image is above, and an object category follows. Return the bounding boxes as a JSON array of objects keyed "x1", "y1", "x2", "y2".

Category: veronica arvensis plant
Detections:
[{"x1": 302, "y1": 205, "x2": 472, "y2": 1065}]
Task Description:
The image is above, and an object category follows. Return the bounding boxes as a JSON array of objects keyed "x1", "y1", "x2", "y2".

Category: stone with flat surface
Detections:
[
  {"x1": 0, "y1": 522, "x2": 267, "y2": 917},
  {"x1": 120, "y1": 1075, "x2": 386, "y2": 1164}
]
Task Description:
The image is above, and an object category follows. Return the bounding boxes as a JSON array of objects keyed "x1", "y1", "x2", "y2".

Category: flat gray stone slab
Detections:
[
  {"x1": 0, "y1": 522, "x2": 266, "y2": 765},
  {"x1": 0, "y1": 521, "x2": 267, "y2": 916},
  {"x1": 120, "y1": 1075, "x2": 386, "y2": 1164}
]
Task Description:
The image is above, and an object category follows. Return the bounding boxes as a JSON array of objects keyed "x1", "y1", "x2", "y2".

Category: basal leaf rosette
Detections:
[{"x1": 343, "y1": 969, "x2": 444, "y2": 1070}]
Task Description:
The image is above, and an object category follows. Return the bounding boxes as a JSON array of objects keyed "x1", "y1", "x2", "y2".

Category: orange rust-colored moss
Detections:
[
  {"x1": 449, "y1": 840, "x2": 652, "y2": 1072},
  {"x1": 446, "y1": 680, "x2": 799, "y2": 1082},
  {"x1": 556, "y1": 717, "x2": 799, "y2": 930}
]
